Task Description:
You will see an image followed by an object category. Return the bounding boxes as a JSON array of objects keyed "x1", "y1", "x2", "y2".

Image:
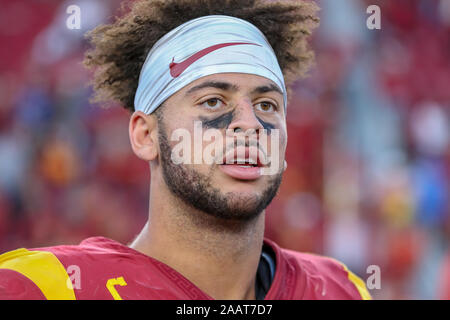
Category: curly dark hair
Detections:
[{"x1": 83, "y1": 0, "x2": 319, "y2": 112}]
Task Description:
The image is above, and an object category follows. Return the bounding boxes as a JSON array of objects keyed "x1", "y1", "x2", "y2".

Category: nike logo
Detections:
[{"x1": 169, "y1": 42, "x2": 260, "y2": 78}]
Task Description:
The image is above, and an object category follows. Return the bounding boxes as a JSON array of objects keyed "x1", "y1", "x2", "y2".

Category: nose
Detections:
[{"x1": 227, "y1": 99, "x2": 264, "y2": 135}]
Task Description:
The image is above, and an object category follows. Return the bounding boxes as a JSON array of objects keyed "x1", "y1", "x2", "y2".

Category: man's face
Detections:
[{"x1": 157, "y1": 73, "x2": 287, "y2": 221}]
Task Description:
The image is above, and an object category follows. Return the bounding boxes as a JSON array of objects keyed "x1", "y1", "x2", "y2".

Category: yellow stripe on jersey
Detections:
[
  {"x1": 303, "y1": 252, "x2": 373, "y2": 300},
  {"x1": 0, "y1": 248, "x2": 76, "y2": 300},
  {"x1": 339, "y1": 262, "x2": 372, "y2": 300}
]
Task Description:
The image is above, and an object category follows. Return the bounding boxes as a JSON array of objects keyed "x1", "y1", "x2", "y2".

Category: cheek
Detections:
[
  {"x1": 168, "y1": 121, "x2": 224, "y2": 169},
  {"x1": 255, "y1": 116, "x2": 275, "y2": 133},
  {"x1": 276, "y1": 121, "x2": 287, "y2": 149},
  {"x1": 266, "y1": 125, "x2": 287, "y2": 156},
  {"x1": 280, "y1": 131, "x2": 287, "y2": 153}
]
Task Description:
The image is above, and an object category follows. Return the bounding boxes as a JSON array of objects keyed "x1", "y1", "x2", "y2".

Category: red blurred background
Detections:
[{"x1": 0, "y1": 0, "x2": 448, "y2": 299}]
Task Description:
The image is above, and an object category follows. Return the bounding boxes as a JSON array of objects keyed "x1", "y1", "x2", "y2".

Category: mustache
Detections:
[
  {"x1": 225, "y1": 138, "x2": 268, "y2": 158},
  {"x1": 214, "y1": 137, "x2": 269, "y2": 166}
]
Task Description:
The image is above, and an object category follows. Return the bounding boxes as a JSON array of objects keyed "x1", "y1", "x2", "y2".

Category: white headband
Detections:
[{"x1": 134, "y1": 15, "x2": 287, "y2": 114}]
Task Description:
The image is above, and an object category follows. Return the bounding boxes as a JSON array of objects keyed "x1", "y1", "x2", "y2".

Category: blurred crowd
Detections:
[{"x1": 0, "y1": 0, "x2": 448, "y2": 299}]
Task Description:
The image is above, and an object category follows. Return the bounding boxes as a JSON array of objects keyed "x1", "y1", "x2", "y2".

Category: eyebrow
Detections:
[
  {"x1": 185, "y1": 81, "x2": 239, "y2": 96},
  {"x1": 185, "y1": 80, "x2": 283, "y2": 97},
  {"x1": 250, "y1": 83, "x2": 283, "y2": 96}
]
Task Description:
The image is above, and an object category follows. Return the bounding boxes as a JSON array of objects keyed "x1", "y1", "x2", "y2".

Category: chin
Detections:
[
  {"x1": 222, "y1": 193, "x2": 265, "y2": 221},
  {"x1": 221, "y1": 182, "x2": 267, "y2": 199},
  {"x1": 225, "y1": 189, "x2": 262, "y2": 200}
]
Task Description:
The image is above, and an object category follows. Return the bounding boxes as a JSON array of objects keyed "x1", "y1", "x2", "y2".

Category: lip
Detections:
[
  {"x1": 219, "y1": 146, "x2": 265, "y2": 181},
  {"x1": 222, "y1": 146, "x2": 266, "y2": 167},
  {"x1": 219, "y1": 164, "x2": 262, "y2": 180}
]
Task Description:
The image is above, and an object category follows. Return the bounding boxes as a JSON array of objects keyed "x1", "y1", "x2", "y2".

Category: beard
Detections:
[{"x1": 157, "y1": 122, "x2": 283, "y2": 222}]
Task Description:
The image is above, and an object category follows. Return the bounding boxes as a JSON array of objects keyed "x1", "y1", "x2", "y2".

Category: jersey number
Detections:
[{"x1": 106, "y1": 277, "x2": 127, "y2": 300}]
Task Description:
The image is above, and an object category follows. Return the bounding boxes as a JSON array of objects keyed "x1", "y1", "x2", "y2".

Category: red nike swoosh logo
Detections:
[{"x1": 169, "y1": 42, "x2": 261, "y2": 78}]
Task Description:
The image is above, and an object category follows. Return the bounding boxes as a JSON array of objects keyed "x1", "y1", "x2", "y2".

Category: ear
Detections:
[{"x1": 129, "y1": 111, "x2": 159, "y2": 161}]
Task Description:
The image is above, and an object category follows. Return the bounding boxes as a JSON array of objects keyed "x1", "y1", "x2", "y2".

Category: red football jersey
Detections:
[{"x1": 0, "y1": 236, "x2": 371, "y2": 300}]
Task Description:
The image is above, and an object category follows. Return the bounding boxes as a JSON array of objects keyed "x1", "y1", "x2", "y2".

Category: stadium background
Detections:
[{"x1": 0, "y1": 0, "x2": 448, "y2": 299}]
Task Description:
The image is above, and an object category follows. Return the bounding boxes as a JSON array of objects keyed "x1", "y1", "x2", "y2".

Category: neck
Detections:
[{"x1": 130, "y1": 174, "x2": 265, "y2": 300}]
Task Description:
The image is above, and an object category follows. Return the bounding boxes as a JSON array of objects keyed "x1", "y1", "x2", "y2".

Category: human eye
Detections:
[
  {"x1": 255, "y1": 101, "x2": 276, "y2": 113},
  {"x1": 200, "y1": 97, "x2": 224, "y2": 110}
]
